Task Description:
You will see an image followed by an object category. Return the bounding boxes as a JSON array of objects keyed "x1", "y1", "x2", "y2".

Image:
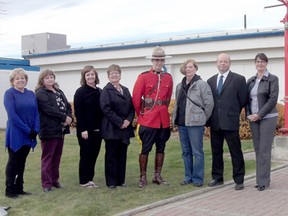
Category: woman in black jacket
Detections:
[
  {"x1": 100, "y1": 64, "x2": 135, "y2": 188},
  {"x1": 35, "y1": 69, "x2": 73, "y2": 192},
  {"x1": 246, "y1": 53, "x2": 279, "y2": 191},
  {"x1": 74, "y1": 66, "x2": 103, "y2": 188}
]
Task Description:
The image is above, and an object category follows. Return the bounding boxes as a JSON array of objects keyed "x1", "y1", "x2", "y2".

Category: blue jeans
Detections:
[{"x1": 178, "y1": 126, "x2": 204, "y2": 184}]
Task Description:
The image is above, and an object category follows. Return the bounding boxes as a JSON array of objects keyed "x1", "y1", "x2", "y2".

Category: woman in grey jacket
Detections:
[
  {"x1": 173, "y1": 59, "x2": 214, "y2": 187},
  {"x1": 246, "y1": 53, "x2": 279, "y2": 191}
]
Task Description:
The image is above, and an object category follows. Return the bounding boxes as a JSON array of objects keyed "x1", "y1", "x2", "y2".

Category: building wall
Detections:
[{"x1": 24, "y1": 28, "x2": 285, "y2": 104}]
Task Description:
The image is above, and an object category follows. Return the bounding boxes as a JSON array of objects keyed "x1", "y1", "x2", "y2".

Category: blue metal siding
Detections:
[{"x1": 0, "y1": 58, "x2": 40, "y2": 71}]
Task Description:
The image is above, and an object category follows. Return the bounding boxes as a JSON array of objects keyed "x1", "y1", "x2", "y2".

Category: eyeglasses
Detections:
[
  {"x1": 109, "y1": 72, "x2": 120, "y2": 76},
  {"x1": 153, "y1": 59, "x2": 165, "y2": 62}
]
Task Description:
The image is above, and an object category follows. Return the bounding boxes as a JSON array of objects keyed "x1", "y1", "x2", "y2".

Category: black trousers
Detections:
[
  {"x1": 104, "y1": 139, "x2": 128, "y2": 186},
  {"x1": 77, "y1": 131, "x2": 102, "y2": 184},
  {"x1": 210, "y1": 129, "x2": 245, "y2": 184},
  {"x1": 138, "y1": 125, "x2": 170, "y2": 155},
  {"x1": 6, "y1": 145, "x2": 31, "y2": 192}
]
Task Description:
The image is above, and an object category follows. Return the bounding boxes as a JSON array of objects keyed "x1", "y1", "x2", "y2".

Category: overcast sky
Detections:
[{"x1": 0, "y1": 0, "x2": 285, "y2": 58}]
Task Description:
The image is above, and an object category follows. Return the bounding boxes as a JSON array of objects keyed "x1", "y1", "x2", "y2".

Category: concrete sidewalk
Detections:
[
  {"x1": 116, "y1": 163, "x2": 288, "y2": 216},
  {"x1": 0, "y1": 208, "x2": 8, "y2": 216}
]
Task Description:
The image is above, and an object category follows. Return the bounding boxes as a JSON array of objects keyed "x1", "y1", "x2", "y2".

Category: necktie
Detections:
[{"x1": 217, "y1": 75, "x2": 223, "y2": 95}]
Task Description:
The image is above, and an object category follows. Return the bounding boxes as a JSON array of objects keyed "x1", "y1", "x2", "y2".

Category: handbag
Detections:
[{"x1": 181, "y1": 86, "x2": 205, "y2": 111}]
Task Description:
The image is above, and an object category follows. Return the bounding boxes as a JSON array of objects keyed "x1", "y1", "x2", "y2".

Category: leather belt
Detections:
[
  {"x1": 155, "y1": 100, "x2": 168, "y2": 105},
  {"x1": 143, "y1": 98, "x2": 168, "y2": 110}
]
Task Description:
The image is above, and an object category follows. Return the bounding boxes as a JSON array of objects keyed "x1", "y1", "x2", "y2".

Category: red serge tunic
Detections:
[{"x1": 132, "y1": 68, "x2": 173, "y2": 129}]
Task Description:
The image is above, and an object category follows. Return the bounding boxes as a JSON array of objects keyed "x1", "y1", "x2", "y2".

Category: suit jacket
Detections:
[
  {"x1": 74, "y1": 84, "x2": 103, "y2": 135},
  {"x1": 207, "y1": 71, "x2": 248, "y2": 131}
]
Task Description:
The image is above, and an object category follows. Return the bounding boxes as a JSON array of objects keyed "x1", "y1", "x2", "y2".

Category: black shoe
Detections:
[
  {"x1": 255, "y1": 184, "x2": 269, "y2": 189},
  {"x1": 53, "y1": 183, "x2": 63, "y2": 189},
  {"x1": 235, "y1": 183, "x2": 244, "y2": 190},
  {"x1": 193, "y1": 183, "x2": 203, "y2": 187},
  {"x1": 208, "y1": 179, "x2": 223, "y2": 187},
  {"x1": 258, "y1": 185, "x2": 266, "y2": 191},
  {"x1": 107, "y1": 185, "x2": 116, "y2": 189},
  {"x1": 2, "y1": 206, "x2": 10, "y2": 211},
  {"x1": 43, "y1": 187, "x2": 52, "y2": 193},
  {"x1": 18, "y1": 191, "x2": 32, "y2": 195},
  {"x1": 5, "y1": 192, "x2": 18, "y2": 198},
  {"x1": 180, "y1": 181, "x2": 192, "y2": 186}
]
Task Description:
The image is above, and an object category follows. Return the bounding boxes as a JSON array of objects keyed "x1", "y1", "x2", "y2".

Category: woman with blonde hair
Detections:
[
  {"x1": 35, "y1": 69, "x2": 72, "y2": 192},
  {"x1": 4, "y1": 68, "x2": 40, "y2": 198},
  {"x1": 173, "y1": 59, "x2": 214, "y2": 187}
]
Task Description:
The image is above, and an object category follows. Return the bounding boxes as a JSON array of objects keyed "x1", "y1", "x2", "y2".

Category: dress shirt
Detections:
[{"x1": 217, "y1": 71, "x2": 229, "y2": 88}]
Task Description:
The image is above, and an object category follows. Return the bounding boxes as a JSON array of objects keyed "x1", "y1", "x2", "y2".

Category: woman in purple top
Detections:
[{"x1": 4, "y1": 68, "x2": 40, "y2": 198}]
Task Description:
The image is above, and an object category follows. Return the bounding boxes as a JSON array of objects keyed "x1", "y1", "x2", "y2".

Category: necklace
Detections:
[{"x1": 114, "y1": 85, "x2": 123, "y2": 94}]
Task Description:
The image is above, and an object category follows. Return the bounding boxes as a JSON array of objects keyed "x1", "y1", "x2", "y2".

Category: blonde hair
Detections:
[
  {"x1": 180, "y1": 59, "x2": 198, "y2": 75},
  {"x1": 35, "y1": 69, "x2": 59, "y2": 91},
  {"x1": 10, "y1": 68, "x2": 28, "y2": 86},
  {"x1": 107, "y1": 64, "x2": 121, "y2": 75}
]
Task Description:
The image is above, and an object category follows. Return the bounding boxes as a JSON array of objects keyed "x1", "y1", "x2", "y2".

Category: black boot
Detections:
[
  {"x1": 152, "y1": 153, "x2": 169, "y2": 185},
  {"x1": 5, "y1": 175, "x2": 18, "y2": 198},
  {"x1": 15, "y1": 176, "x2": 31, "y2": 195},
  {"x1": 14, "y1": 146, "x2": 31, "y2": 195},
  {"x1": 139, "y1": 154, "x2": 148, "y2": 188},
  {"x1": 5, "y1": 186, "x2": 18, "y2": 198}
]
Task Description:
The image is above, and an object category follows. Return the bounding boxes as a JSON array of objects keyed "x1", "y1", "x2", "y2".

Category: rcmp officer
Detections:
[{"x1": 132, "y1": 46, "x2": 173, "y2": 188}]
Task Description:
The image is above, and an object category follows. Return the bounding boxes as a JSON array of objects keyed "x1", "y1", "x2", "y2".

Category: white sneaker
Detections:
[
  {"x1": 80, "y1": 182, "x2": 93, "y2": 188},
  {"x1": 89, "y1": 181, "x2": 99, "y2": 188},
  {"x1": 80, "y1": 181, "x2": 99, "y2": 188}
]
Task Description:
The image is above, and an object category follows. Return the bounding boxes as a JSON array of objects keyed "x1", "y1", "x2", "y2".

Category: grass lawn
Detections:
[{"x1": 0, "y1": 130, "x2": 256, "y2": 216}]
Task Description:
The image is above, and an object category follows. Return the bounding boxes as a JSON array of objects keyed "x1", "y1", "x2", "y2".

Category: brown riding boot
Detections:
[
  {"x1": 152, "y1": 153, "x2": 169, "y2": 185},
  {"x1": 139, "y1": 154, "x2": 148, "y2": 188}
]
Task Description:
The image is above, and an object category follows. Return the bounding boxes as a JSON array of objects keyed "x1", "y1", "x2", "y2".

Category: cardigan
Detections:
[{"x1": 74, "y1": 85, "x2": 103, "y2": 135}]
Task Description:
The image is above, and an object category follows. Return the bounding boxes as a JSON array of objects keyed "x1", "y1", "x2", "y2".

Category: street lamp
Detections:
[{"x1": 266, "y1": 1, "x2": 288, "y2": 133}]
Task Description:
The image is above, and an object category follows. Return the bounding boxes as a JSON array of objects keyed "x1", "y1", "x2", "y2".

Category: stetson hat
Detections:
[{"x1": 145, "y1": 46, "x2": 172, "y2": 59}]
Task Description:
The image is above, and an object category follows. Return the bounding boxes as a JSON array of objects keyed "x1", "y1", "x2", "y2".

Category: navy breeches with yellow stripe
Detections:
[{"x1": 136, "y1": 125, "x2": 170, "y2": 155}]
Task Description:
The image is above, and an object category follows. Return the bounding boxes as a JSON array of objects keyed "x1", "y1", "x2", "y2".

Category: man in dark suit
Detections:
[{"x1": 207, "y1": 53, "x2": 248, "y2": 190}]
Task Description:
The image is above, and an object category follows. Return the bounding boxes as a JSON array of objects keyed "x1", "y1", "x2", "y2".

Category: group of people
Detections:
[
  {"x1": 173, "y1": 52, "x2": 278, "y2": 192},
  {"x1": 133, "y1": 47, "x2": 278, "y2": 192},
  {"x1": 3, "y1": 46, "x2": 278, "y2": 199},
  {"x1": 4, "y1": 68, "x2": 73, "y2": 197}
]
